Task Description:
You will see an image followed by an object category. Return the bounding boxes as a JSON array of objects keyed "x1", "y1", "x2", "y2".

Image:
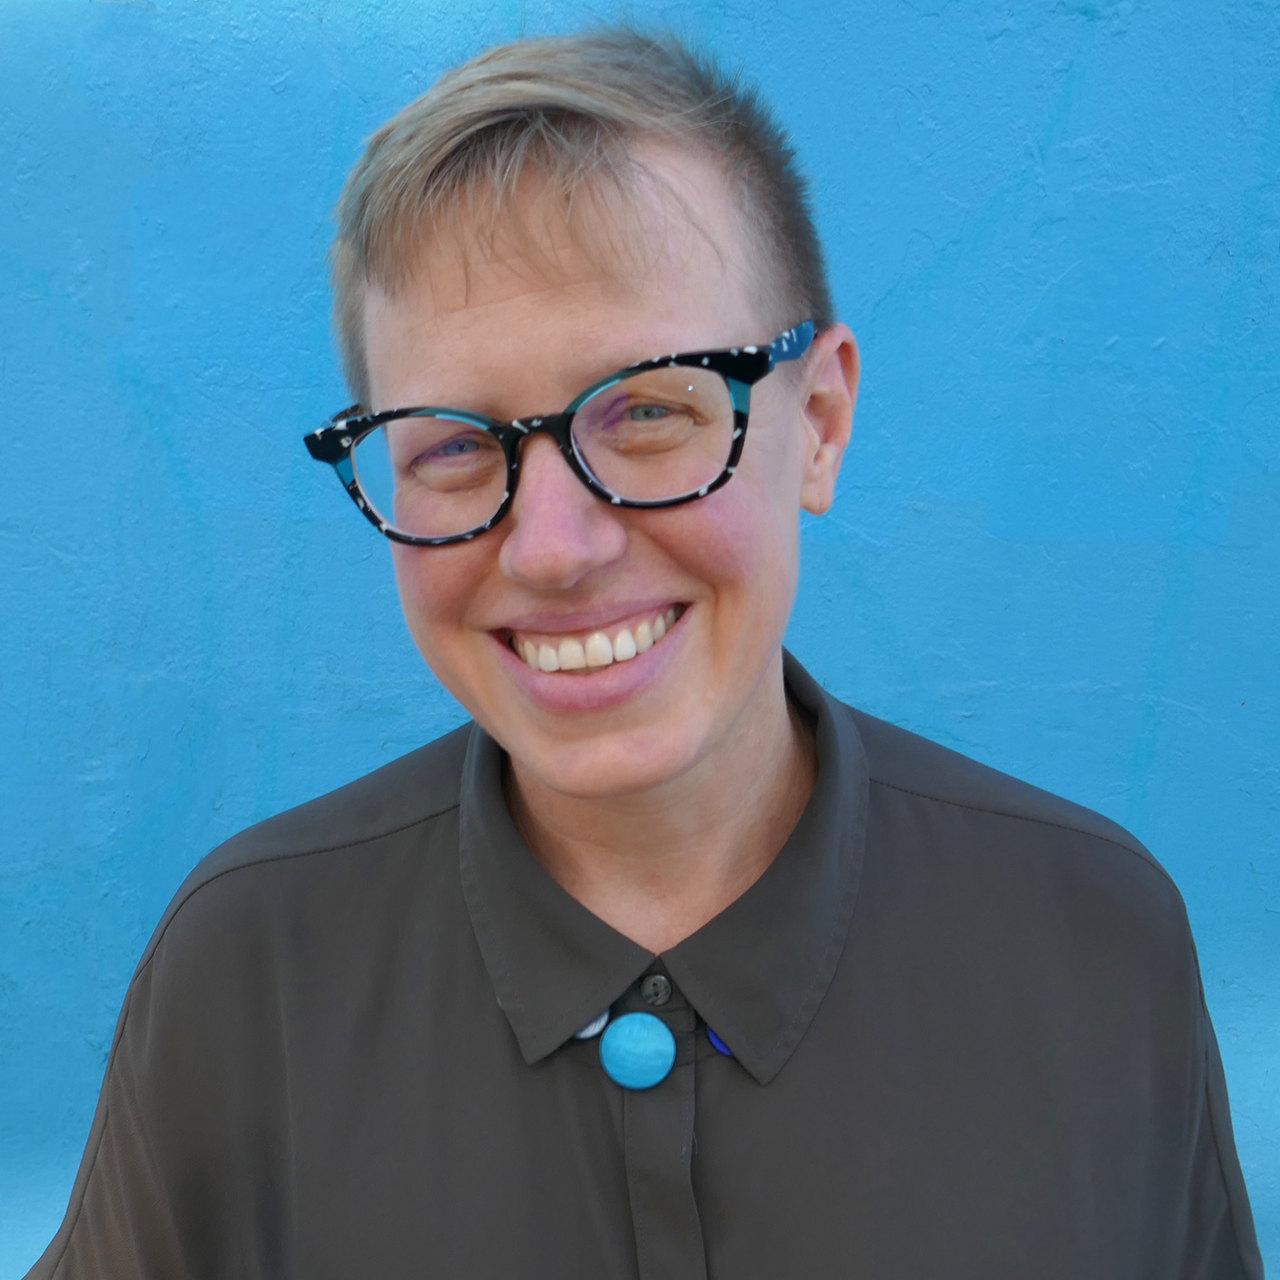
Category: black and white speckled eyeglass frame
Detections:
[{"x1": 304, "y1": 320, "x2": 815, "y2": 547}]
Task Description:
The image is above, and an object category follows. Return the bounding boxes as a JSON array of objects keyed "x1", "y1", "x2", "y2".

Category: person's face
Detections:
[{"x1": 363, "y1": 145, "x2": 857, "y2": 801}]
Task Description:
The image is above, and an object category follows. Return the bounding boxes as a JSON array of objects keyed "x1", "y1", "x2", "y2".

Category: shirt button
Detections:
[{"x1": 640, "y1": 973, "x2": 673, "y2": 1006}]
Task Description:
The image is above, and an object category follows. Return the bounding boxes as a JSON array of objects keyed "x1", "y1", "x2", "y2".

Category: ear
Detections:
[{"x1": 798, "y1": 323, "x2": 859, "y2": 515}]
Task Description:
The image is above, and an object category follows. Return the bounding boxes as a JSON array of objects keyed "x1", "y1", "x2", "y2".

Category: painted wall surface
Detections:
[{"x1": 1, "y1": 0, "x2": 1276, "y2": 1272}]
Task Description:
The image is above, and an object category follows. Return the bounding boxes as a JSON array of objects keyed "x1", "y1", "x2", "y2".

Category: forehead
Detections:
[{"x1": 362, "y1": 145, "x2": 766, "y2": 410}]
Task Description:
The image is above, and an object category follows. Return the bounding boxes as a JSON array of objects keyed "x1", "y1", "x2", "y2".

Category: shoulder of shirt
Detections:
[
  {"x1": 132, "y1": 721, "x2": 473, "y2": 974},
  {"x1": 839, "y1": 698, "x2": 1182, "y2": 897}
]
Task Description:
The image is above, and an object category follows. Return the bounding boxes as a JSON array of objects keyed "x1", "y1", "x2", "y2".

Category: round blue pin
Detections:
[
  {"x1": 599, "y1": 1012, "x2": 676, "y2": 1089},
  {"x1": 706, "y1": 1026, "x2": 733, "y2": 1056}
]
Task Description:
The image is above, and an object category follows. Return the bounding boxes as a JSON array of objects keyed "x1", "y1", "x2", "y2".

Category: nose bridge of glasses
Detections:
[
  {"x1": 509, "y1": 411, "x2": 575, "y2": 446},
  {"x1": 507, "y1": 411, "x2": 584, "y2": 486},
  {"x1": 506, "y1": 412, "x2": 592, "y2": 498}
]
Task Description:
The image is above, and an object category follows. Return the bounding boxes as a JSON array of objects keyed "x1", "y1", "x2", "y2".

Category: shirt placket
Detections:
[{"x1": 612, "y1": 976, "x2": 707, "y2": 1280}]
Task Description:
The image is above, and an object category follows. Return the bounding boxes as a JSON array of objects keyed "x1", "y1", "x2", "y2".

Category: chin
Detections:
[{"x1": 510, "y1": 722, "x2": 705, "y2": 802}]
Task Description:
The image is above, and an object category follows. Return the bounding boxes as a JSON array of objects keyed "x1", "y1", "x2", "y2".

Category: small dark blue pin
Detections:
[{"x1": 706, "y1": 1026, "x2": 733, "y2": 1056}]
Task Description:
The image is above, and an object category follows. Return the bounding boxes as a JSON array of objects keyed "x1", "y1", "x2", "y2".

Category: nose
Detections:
[{"x1": 496, "y1": 435, "x2": 628, "y2": 590}]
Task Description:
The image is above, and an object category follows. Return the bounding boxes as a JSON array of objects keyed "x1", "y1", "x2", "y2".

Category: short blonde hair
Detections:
[{"x1": 330, "y1": 26, "x2": 834, "y2": 403}]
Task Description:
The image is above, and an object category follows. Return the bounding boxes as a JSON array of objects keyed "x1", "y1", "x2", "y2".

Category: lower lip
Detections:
[{"x1": 492, "y1": 611, "x2": 687, "y2": 713}]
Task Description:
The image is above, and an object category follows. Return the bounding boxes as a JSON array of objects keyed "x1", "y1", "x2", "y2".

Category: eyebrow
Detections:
[{"x1": 374, "y1": 340, "x2": 705, "y2": 418}]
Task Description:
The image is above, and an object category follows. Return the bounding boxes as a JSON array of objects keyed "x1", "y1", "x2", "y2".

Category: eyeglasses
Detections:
[{"x1": 304, "y1": 320, "x2": 815, "y2": 546}]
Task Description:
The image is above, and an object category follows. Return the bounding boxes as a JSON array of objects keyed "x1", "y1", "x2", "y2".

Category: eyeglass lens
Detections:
[{"x1": 350, "y1": 366, "x2": 736, "y2": 540}]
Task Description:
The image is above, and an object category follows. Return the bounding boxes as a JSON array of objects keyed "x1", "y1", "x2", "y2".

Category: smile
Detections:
[{"x1": 505, "y1": 605, "x2": 686, "y2": 674}]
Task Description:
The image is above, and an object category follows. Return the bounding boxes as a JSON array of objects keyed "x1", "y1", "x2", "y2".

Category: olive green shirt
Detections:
[{"x1": 28, "y1": 654, "x2": 1263, "y2": 1278}]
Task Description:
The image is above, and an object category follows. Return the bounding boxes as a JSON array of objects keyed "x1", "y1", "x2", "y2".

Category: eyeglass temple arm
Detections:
[
  {"x1": 305, "y1": 405, "x2": 364, "y2": 463},
  {"x1": 767, "y1": 320, "x2": 816, "y2": 369}
]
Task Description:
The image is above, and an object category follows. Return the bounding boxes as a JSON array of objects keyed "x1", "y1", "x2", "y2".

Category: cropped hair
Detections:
[{"x1": 330, "y1": 26, "x2": 834, "y2": 403}]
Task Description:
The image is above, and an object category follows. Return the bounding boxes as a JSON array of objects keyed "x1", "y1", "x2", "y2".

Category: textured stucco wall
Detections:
[{"x1": 1, "y1": 0, "x2": 1276, "y2": 1272}]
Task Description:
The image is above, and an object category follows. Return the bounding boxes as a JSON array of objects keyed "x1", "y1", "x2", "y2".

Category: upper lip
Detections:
[{"x1": 491, "y1": 601, "x2": 685, "y2": 635}]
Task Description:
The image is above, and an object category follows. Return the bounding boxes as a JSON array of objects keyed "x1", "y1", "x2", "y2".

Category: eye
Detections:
[
  {"x1": 626, "y1": 403, "x2": 673, "y2": 422},
  {"x1": 405, "y1": 430, "x2": 498, "y2": 472},
  {"x1": 426, "y1": 436, "x2": 483, "y2": 460}
]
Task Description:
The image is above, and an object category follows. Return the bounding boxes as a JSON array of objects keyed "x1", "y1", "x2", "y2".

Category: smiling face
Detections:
[{"x1": 363, "y1": 145, "x2": 856, "y2": 803}]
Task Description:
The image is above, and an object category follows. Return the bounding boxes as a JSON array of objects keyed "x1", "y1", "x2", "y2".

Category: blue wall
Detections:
[{"x1": 1, "y1": 0, "x2": 1276, "y2": 1272}]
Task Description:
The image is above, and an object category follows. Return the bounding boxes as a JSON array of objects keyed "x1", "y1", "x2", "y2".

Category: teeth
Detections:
[
  {"x1": 584, "y1": 632, "x2": 614, "y2": 668},
  {"x1": 558, "y1": 637, "x2": 586, "y2": 670},
  {"x1": 613, "y1": 628, "x2": 637, "y2": 661},
  {"x1": 513, "y1": 606, "x2": 682, "y2": 675}
]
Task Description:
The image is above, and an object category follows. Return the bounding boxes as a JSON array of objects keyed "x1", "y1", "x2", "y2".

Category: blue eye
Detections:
[
  {"x1": 587, "y1": 397, "x2": 674, "y2": 432},
  {"x1": 431, "y1": 436, "x2": 482, "y2": 458},
  {"x1": 626, "y1": 404, "x2": 672, "y2": 422},
  {"x1": 412, "y1": 432, "x2": 499, "y2": 469}
]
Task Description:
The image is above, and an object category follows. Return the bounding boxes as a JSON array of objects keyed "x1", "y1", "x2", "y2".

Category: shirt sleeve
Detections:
[
  {"x1": 22, "y1": 970, "x2": 193, "y2": 1280},
  {"x1": 1173, "y1": 993, "x2": 1266, "y2": 1280}
]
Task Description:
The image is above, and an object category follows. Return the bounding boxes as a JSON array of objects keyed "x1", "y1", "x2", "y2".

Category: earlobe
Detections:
[{"x1": 799, "y1": 324, "x2": 859, "y2": 515}]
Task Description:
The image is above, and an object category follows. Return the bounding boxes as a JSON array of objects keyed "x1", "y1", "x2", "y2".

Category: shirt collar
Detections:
[{"x1": 458, "y1": 650, "x2": 869, "y2": 1085}]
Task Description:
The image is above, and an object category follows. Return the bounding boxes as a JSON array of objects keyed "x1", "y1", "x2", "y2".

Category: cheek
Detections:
[
  {"x1": 390, "y1": 542, "x2": 491, "y2": 651},
  {"x1": 663, "y1": 471, "x2": 801, "y2": 610}
]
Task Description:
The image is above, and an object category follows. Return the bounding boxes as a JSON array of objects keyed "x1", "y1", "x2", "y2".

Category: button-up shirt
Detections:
[{"x1": 27, "y1": 655, "x2": 1263, "y2": 1278}]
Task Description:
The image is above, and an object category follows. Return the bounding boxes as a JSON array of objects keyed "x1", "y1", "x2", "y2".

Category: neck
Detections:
[{"x1": 506, "y1": 663, "x2": 817, "y2": 953}]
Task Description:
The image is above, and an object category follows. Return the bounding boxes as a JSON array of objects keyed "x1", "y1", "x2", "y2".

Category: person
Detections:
[{"x1": 27, "y1": 26, "x2": 1263, "y2": 1280}]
